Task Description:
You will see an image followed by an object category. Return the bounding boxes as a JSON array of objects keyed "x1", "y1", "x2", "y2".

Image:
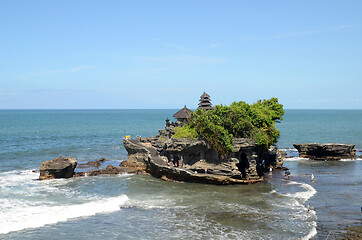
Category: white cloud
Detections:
[
  {"x1": 0, "y1": 90, "x2": 20, "y2": 100},
  {"x1": 273, "y1": 25, "x2": 355, "y2": 39},
  {"x1": 238, "y1": 25, "x2": 357, "y2": 41},
  {"x1": 69, "y1": 66, "x2": 95, "y2": 72},
  {"x1": 312, "y1": 99, "x2": 330, "y2": 103},
  {"x1": 347, "y1": 98, "x2": 361, "y2": 102},
  {"x1": 22, "y1": 66, "x2": 95, "y2": 78},
  {"x1": 141, "y1": 56, "x2": 227, "y2": 64},
  {"x1": 152, "y1": 38, "x2": 187, "y2": 50}
]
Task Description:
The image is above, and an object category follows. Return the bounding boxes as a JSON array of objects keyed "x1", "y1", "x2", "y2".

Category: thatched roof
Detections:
[
  {"x1": 197, "y1": 106, "x2": 215, "y2": 110},
  {"x1": 198, "y1": 91, "x2": 213, "y2": 109},
  {"x1": 200, "y1": 91, "x2": 210, "y2": 99},
  {"x1": 198, "y1": 101, "x2": 212, "y2": 106},
  {"x1": 173, "y1": 105, "x2": 192, "y2": 120}
]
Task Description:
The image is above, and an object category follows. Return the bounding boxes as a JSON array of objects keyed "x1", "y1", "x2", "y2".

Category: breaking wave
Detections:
[{"x1": 0, "y1": 194, "x2": 129, "y2": 234}]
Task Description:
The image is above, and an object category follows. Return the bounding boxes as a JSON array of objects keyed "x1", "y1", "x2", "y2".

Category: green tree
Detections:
[{"x1": 174, "y1": 98, "x2": 284, "y2": 154}]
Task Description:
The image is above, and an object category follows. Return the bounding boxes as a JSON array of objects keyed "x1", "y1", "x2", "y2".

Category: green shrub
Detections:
[
  {"x1": 186, "y1": 97, "x2": 284, "y2": 153},
  {"x1": 173, "y1": 126, "x2": 198, "y2": 139}
]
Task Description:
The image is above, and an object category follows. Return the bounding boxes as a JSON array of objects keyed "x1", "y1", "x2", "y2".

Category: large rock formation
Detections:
[
  {"x1": 123, "y1": 126, "x2": 283, "y2": 184},
  {"x1": 39, "y1": 157, "x2": 78, "y2": 180},
  {"x1": 293, "y1": 143, "x2": 356, "y2": 160}
]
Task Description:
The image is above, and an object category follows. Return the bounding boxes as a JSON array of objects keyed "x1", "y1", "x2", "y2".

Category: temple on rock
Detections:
[
  {"x1": 173, "y1": 105, "x2": 192, "y2": 124},
  {"x1": 198, "y1": 91, "x2": 214, "y2": 110},
  {"x1": 122, "y1": 92, "x2": 285, "y2": 185}
]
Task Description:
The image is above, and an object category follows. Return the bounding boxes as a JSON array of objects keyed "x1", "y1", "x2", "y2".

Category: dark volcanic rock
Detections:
[
  {"x1": 123, "y1": 135, "x2": 278, "y2": 184},
  {"x1": 293, "y1": 143, "x2": 356, "y2": 160},
  {"x1": 77, "y1": 158, "x2": 107, "y2": 168},
  {"x1": 39, "y1": 157, "x2": 77, "y2": 180},
  {"x1": 74, "y1": 164, "x2": 123, "y2": 177},
  {"x1": 73, "y1": 162, "x2": 147, "y2": 178}
]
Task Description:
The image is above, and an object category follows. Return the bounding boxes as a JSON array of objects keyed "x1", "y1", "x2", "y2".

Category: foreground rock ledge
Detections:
[
  {"x1": 123, "y1": 136, "x2": 284, "y2": 185},
  {"x1": 293, "y1": 143, "x2": 356, "y2": 160},
  {"x1": 39, "y1": 157, "x2": 78, "y2": 180}
]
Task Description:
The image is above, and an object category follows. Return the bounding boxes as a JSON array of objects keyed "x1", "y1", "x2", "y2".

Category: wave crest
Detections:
[{"x1": 0, "y1": 194, "x2": 129, "y2": 235}]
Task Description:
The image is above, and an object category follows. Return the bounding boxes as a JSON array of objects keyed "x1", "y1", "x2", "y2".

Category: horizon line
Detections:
[{"x1": 0, "y1": 108, "x2": 362, "y2": 111}]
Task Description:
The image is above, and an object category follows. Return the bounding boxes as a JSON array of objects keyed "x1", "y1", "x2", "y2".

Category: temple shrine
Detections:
[{"x1": 197, "y1": 91, "x2": 214, "y2": 110}]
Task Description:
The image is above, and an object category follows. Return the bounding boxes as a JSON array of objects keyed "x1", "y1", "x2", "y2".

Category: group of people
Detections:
[
  {"x1": 284, "y1": 171, "x2": 315, "y2": 182},
  {"x1": 284, "y1": 170, "x2": 291, "y2": 179},
  {"x1": 167, "y1": 157, "x2": 178, "y2": 167}
]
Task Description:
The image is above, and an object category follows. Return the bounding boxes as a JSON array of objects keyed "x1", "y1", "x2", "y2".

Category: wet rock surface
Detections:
[
  {"x1": 123, "y1": 134, "x2": 283, "y2": 185},
  {"x1": 293, "y1": 143, "x2": 356, "y2": 160},
  {"x1": 40, "y1": 156, "x2": 147, "y2": 180},
  {"x1": 39, "y1": 157, "x2": 78, "y2": 180},
  {"x1": 77, "y1": 158, "x2": 107, "y2": 168}
]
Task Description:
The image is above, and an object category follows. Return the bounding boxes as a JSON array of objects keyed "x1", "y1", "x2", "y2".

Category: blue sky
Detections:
[{"x1": 1, "y1": 0, "x2": 361, "y2": 109}]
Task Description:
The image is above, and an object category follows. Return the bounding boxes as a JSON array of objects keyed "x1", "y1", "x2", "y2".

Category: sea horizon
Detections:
[{"x1": 1, "y1": 108, "x2": 362, "y2": 110}]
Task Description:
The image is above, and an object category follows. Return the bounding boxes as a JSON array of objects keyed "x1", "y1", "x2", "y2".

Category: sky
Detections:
[{"x1": 1, "y1": 0, "x2": 362, "y2": 109}]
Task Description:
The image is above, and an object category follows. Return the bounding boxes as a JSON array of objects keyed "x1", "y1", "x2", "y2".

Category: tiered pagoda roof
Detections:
[{"x1": 198, "y1": 91, "x2": 214, "y2": 110}]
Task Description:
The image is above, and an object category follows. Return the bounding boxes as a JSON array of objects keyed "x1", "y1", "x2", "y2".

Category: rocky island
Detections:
[
  {"x1": 123, "y1": 92, "x2": 286, "y2": 184},
  {"x1": 37, "y1": 93, "x2": 287, "y2": 184},
  {"x1": 293, "y1": 143, "x2": 356, "y2": 160}
]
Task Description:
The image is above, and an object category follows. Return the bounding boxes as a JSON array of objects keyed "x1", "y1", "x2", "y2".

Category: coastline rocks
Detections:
[
  {"x1": 77, "y1": 157, "x2": 107, "y2": 168},
  {"x1": 73, "y1": 162, "x2": 147, "y2": 177},
  {"x1": 119, "y1": 161, "x2": 147, "y2": 174},
  {"x1": 293, "y1": 143, "x2": 356, "y2": 160},
  {"x1": 39, "y1": 157, "x2": 77, "y2": 180},
  {"x1": 123, "y1": 136, "x2": 278, "y2": 184},
  {"x1": 75, "y1": 163, "x2": 146, "y2": 177},
  {"x1": 123, "y1": 139, "x2": 150, "y2": 168},
  {"x1": 74, "y1": 164, "x2": 123, "y2": 177}
]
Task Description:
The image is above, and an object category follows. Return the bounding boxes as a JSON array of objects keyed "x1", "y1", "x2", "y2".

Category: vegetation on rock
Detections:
[
  {"x1": 173, "y1": 98, "x2": 284, "y2": 155},
  {"x1": 173, "y1": 126, "x2": 198, "y2": 139}
]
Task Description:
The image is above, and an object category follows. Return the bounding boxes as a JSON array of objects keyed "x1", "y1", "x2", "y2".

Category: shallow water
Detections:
[{"x1": 0, "y1": 110, "x2": 361, "y2": 239}]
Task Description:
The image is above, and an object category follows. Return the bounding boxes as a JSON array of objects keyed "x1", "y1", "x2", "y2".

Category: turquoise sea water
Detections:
[
  {"x1": 276, "y1": 109, "x2": 362, "y2": 149},
  {"x1": 0, "y1": 109, "x2": 361, "y2": 239}
]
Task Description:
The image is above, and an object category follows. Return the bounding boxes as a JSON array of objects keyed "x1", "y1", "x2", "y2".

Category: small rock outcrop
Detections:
[
  {"x1": 39, "y1": 157, "x2": 77, "y2": 180},
  {"x1": 293, "y1": 143, "x2": 356, "y2": 160},
  {"x1": 77, "y1": 158, "x2": 107, "y2": 168},
  {"x1": 73, "y1": 162, "x2": 147, "y2": 177}
]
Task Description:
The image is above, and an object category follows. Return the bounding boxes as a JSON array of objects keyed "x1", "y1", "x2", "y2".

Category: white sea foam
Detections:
[
  {"x1": 302, "y1": 220, "x2": 317, "y2": 240},
  {"x1": 0, "y1": 169, "x2": 38, "y2": 181},
  {"x1": 279, "y1": 148, "x2": 298, "y2": 152},
  {"x1": 0, "y1": 194, "x2": 129, "y2": 234},
  {"x1": 272, "y1": 181, "x2": 317, "y2": 240},
  {"x1": 284, "y1": 157, "x2": 309, "y2": 162},
  {"x1": 284, "y1": 181, "x2": 317, "y2": 203},
  {"x1": 126, "y1": 197, "x2": 174, "y2": 209},
  {"x1": 340, "y1": 158, "x2": 362, "y2": 161}
]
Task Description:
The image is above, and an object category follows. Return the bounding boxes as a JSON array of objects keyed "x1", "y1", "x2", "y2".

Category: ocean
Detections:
[{"x1": 0, "y1": 109, "x2": 361, "y2": 239}]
